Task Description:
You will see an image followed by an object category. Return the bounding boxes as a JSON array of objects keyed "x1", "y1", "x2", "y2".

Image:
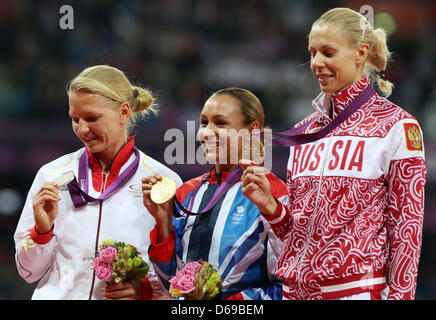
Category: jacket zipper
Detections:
[
  {"x1": 296, "y1": 119, "x2": 334, "y2": 283},
  {"x1": 313, "y1": 134, "x2": 334, "y2": 216},
  {"x1": 88, "y1": 172, "x2": 108, "y2": 300}
]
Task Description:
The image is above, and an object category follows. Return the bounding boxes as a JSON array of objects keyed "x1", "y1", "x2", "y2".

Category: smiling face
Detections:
[
  {"x1": 308, "y1": 23, "x2": 366, "y2": 94},
  {"x1": 197, "y1": 93, "x2": 256, "y2": 172},
  {"x1": 69, "y1": 90, "x2": 130, "y2": 169}
]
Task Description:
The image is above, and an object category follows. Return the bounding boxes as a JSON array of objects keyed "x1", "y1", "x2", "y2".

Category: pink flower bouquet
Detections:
[
  {"x1": 169, "y1": 261, "x2": 222, "y2": 300},
  {"x1": 91, "y1": 239, "x2": 149, "y2": 284}
]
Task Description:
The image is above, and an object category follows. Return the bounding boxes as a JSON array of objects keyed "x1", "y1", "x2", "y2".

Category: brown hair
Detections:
[
  {"x1": 212, "y1": 87, "x2": 265, "y2": 128},
  {"x1": 211, "y1": 87, "x2": 267, "y2": 162}
]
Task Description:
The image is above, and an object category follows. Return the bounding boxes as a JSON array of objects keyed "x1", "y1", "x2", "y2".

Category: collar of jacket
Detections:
[
  {"x1": 85, "y1": 136, "x2": 135, "y2": 192},
  {"x1": 312, "y1": 76, "x2": 370, "y2": 121},
  {"x1": 207, "y1": 167, "x2": 241, "y2": 186}
]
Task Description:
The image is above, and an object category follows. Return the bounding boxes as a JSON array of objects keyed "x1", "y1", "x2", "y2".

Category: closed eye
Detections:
[
  {"x1": 308, "y1": 47, "x2": 336, "y2": 58},
  {"x1": 324, "y1": 50, "x2": 335, "y2": 57},
  {"x1": 71, "y1": 116, "x2": 100, "y2": 124},
  {"x1": 86, "y1": 116, "x2": 100, "y2": 122},
  {"x1": 215, "y1": 120, "x2": 227, "y2": 126}
]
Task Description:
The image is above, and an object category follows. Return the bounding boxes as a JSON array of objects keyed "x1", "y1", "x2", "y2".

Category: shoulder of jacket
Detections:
[
  {"x1": 39, "y1": 150, "x2": 81, "y2": 175},
  {"x1": 138, "y1": 150, "x2": 169, "y2": 172},
  {"x1": 29, "y1": 149, "x2": 81, "y2": 186},
  {"x1": 138, "y1": 150, "x2": 165, "y2": 168},
  {"x1": 294, "y1": 112, "x2": 318, "y2": 129},
  {"x1": 369, "y1": 94, "x2": 416, "y2": 121},
  {"x1": 349, "y1": 94, "x2": 419, "y2": 138},
  {"x1": 176, "y1": 175, "x2": 205, "y2": 202},
  {"x1": 137, "y1": 150, "x2": 182, "y2": 185}
]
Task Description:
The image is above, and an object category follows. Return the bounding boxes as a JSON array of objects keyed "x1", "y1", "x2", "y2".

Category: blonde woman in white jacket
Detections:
[{"x1": 14, "y1": 65, "x2": 182, "y2": 300}]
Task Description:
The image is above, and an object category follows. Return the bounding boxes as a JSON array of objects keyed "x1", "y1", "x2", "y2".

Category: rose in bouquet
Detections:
[
  {"x1": 169, "y1": 261, "x2": 222, "y2": 300},
  {"x1": 91, "y1": 239, "x2": 149, "y2": 284}
]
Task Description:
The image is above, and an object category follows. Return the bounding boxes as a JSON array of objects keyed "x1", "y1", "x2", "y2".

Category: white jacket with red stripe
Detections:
[
  {"x1": 14, "y1": 141, "x2": 182, "y2": 300},
  {"x1": 265, "y1": 77, "x2": 426, "y2": 300}
]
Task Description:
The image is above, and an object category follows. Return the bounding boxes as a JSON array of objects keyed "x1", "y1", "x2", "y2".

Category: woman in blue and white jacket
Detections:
[{"x1": 142, "y1": 87, "x2": 286, "y2": 300}]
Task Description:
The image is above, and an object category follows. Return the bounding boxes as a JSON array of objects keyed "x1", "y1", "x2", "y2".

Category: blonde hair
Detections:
[
  {"x1": 67, "y1": 65, "x2": 157, "y2": 133},
  {"x1": 312, "y1": 7, "x2": 394, "y2": 97}
]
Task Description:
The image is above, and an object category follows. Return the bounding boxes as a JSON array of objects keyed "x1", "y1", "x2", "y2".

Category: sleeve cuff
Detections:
[
  {"x1": 137, "y1": 278, "x2": 153, "y2": 300},
  {"x1": 148, "y1": 225, "x2": 175, "y2": 263},
  {"x1": 262, "y1": 199, "x2": 285, "y2": 224},
  {"x1": 226, "y1": 292, "x2": 244, "y2": 300},
  {"x1": 30, "y1": 224, "x2": 54, "y2": 245}
]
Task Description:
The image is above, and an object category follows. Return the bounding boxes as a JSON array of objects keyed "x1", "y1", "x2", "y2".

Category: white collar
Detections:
[{"x1": 312, "y1": 91, "x2": 333, "y2": 120}]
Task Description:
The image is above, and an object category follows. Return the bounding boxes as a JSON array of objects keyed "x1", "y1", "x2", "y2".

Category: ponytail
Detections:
[{"x1": 312, "y1": 8, "x2": 394, "y2": 97}]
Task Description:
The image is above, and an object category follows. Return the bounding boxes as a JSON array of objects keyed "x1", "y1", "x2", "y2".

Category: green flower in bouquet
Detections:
[
  {"x1": 91, "y1": 240, "x2": 149, "y2": 284},
  {"x1": 102, "y1": 239, "x2": 116, "y2": 247},
  {"x1": 169, "y1": 261, "x2": 222, "y2": 300},
  {"x1": 205, "y1": 271, "x2": 222, "y2": 300}
]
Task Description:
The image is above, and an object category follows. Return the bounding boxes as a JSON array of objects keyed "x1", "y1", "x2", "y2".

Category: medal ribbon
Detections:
[
  {"x1": 270, "y1": 84, "x2": 375, "y2": 146},
  {"x1": 172, "y1": 167, "x2": 243, "y2": 217},
  {"x1": 172, "y1": 84, "x2": 375, "y2": 217},
  {"x1": 67, "y1": 147, "x2": 140, "y2": 208}
]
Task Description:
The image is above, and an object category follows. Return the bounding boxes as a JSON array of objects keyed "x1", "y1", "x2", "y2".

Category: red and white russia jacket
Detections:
[{"x1": 264, "y1": 77, "x2": 426, "y2": 300}]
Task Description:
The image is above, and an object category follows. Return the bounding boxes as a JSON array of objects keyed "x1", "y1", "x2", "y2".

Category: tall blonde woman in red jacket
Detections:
[{"x1": 240, "y1": 7, "x2": 426, "y2": 300}]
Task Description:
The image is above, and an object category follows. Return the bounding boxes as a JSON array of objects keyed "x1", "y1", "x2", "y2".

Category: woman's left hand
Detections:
[
  {"x1": 102, "y1": 280, "x2": 139, "y2": 300},
  {"x1": 239, "y1": 160, "x2": 278, "y2": 216}
]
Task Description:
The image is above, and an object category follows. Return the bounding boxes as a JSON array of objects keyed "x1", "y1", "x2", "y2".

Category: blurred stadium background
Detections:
[{"x1": 0, "y1": 0, "x2": 434, "y2": 299}]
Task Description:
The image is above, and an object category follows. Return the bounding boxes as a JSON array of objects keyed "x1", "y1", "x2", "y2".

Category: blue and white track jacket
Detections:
[{"x1": 148, "y1": 168, "x2": 287, "y2": 300}]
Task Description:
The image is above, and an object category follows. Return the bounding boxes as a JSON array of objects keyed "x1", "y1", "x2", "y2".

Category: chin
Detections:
[
  {"x1": 208, "y1": 151, "x2": 233, "y2": 165},
  {"x1": 319, "y1": 83, "x2": 335, "y2": 93},
  {"x1": 317, "y1": 77, "x2": 343, "y2": 94},
  {"x1": 201, "y1": 149, "x2": 216, "y2": 163},
  {"x1": 205, "y1": 154, "x2": 218, "y2": 164},
  {"x1": 85, "y1": 143, "x2": 103, "y2": 153}
]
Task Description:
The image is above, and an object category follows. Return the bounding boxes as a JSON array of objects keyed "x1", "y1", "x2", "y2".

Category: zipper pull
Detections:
[{"x1": 101, "y1": 173, "x2": 109, "y2": 192}]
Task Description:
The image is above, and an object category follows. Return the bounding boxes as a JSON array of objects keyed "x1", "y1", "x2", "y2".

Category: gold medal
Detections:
[{"x1": 150, "y1": 177, "x2": 177, "y2": 204}]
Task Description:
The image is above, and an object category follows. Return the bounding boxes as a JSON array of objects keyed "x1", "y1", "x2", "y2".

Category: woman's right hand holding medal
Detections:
[
  {"x1": 239, "y1": 159, "x2": 278, "y2": 216},
  {"x1": 142, "y1": 174, "x2": 174, "y2": 243},
  {"x1": 32, "y1": 182, "x2": 62, "y2": 234}
]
